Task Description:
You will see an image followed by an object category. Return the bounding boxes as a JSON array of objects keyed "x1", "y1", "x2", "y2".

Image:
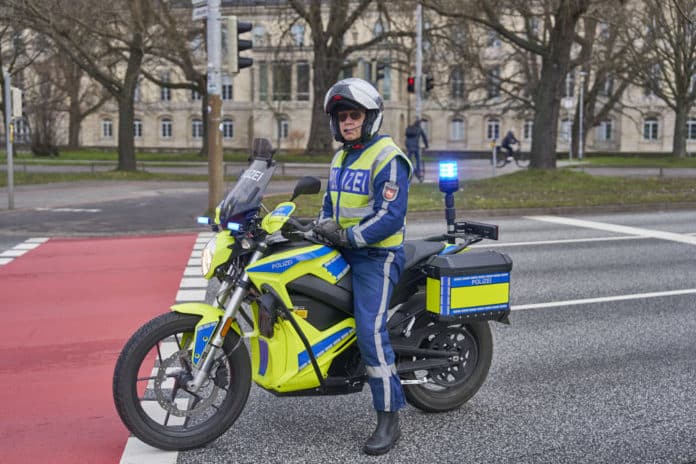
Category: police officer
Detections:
[{"x1": 313, "y1": 78, "x2": 412, "y2": 455}]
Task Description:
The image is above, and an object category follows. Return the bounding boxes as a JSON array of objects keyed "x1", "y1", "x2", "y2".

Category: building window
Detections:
[
  {"x1": 191, "y1": 119, "x2": 203, "y2": 139},
  {"x1": 259, "y1": 62, "x2": 268, "y2": 101},
  {"x1": 134, "y1": 79, "x2": 141, "y2": 102},
  {"x1": 253, "y1": 25, "x2": 266, "y2": 47},
  {"x1": 523, "y1": 119, "x2": 533, "y2": 140},
  {"x1": 565, "y1": 72, "x2": 575, "y2": 98},
  {"x1": 645, "y1": 64, "x2": 660, "y2": 97},
  {"x1": 487, "y1": 67, "x2": 501, "y2": 99},
  {"x1": 560, "y1": 118, "x2": 571, "y2": 142},
  {"x1": 380, "y1": 63, "x2": 392, "y2": 101},
  {"x1": 450, "y1": 66, "x2": 465, "y2": 99},
  {"x1": 597, "y1": 119, "x2": 613, "y2": 142},
  {"x1": 272, "y1": 62, "x2": 292, "y2": 101},
  {"x1": 362, "y1": 59, "x2": 372, "y2": 82},
  {"x1": 450, "y1": 118, "x2": 464, "y2": 141},
  {"x1": 160, "y1": 72, "x2": 171, "y2": 101},
  {"x1": 277, "y1": 118, "x2": 289, "y2": 140},
  {"x1": 222, "y1": 119, "x2": 234, "y2": 139},
  {"x1": 341, "y1": 60, "x2": 354, "y2": 79},
  {"x1": 133, "y1": 118, "x2": 142, "y2": 138},
  {"x1": 161, "y1": 117, "x2": 173, "y2": 139},
  {"x1": 486, "y1": 31, "x2": 501, "y2": 48},
  {"x1": 101, "y1": 118, "x2": 113, "y2": 138},
  {"x1": 14, "y1": 117, "x2": 28, "y2": 142},
  {"x1": 191, "y1": 89, "x2": 202, "y2": 101},
  {"x1": 297, "y1": 61, "x2": 310, "y2": 101},
  {"x1": 643, "y1": 117, "x2": 659, "y2": 141},
  {"x1": 486, "y1": 118, "x2": 500, "y2": 141},
  {"x1": 688, "y1": 118, "x2": 696, "y2": 140},
  {"x1": 601, "y1": 75, "x2": 614, "y2": 97},
  {"x1": 222, "y1": 75, "x2": 233, "y2": 101},
  {"x1": 291, "y1": 24, "x2": 305, "y2": 46}
]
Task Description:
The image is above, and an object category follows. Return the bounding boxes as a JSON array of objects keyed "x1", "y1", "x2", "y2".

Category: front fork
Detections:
[{"x1": 186, "y1": 243, "x2": 267, "y2": 392}]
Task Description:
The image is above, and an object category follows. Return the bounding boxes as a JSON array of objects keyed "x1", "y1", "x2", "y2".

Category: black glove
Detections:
[{"x1": 313, "y1": 220, "x2": 352, "y2": 248}]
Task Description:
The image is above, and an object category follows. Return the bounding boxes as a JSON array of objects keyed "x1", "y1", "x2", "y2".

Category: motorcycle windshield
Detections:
[{"x1": 218, "y1": 159, "x2": 276, "y2": 225}]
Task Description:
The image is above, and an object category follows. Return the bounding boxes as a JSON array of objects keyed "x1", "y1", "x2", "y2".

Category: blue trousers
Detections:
[{"x1": 342, "y1": 247, "x2": 406, "y2": 412}]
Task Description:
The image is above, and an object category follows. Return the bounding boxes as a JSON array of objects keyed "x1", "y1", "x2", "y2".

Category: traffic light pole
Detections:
[
  {"x1": 206, "y1": 0, "x2": 224, "y2": 214},
  {"x1": 415, "y1": 4, "x2": 423, "y2": 122},
  {"x1": 3, "y1": 69, "x2": 15, "y2": 209}
]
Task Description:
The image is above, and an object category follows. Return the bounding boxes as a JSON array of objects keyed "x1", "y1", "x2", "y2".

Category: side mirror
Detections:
[{"x1": 290, "y1": 176, "x2": 321, "y2": 201}]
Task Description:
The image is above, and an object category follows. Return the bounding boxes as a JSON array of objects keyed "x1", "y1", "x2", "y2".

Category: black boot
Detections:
[{"x1": 363, "y1": 411, "x2": 400, "y2": 455}]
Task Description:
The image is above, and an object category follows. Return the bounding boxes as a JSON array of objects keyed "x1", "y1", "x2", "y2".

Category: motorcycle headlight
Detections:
[{"x1": 201, "y1": 238, "x2": 216, "y2": 277}]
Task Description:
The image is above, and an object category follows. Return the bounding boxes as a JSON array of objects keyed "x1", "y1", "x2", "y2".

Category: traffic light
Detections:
[
  {"x1": 376, "y1": 62, "x2": 386, "y2": 81},
  {"x1": 407, "y1": 76, "x2": 415, "y2": 93},
  {"x1": 425, "y1": 75, "x2": 434, "y2": 92},
  {"x1": 227, "y1": 16, "x2": 253, "y2": 74}
]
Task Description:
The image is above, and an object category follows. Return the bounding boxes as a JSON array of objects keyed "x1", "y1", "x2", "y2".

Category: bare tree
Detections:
[
  {"x1": 623, "y1": 0, "x2": 696, "y2": 157},
  {"x1": 0, "y1": 21, "x2": 43, "y2": 137},
  {"x1": 424, "y1": 0, "x2": 623, "y2": 168},
  {"x1": 567, "y1": 9, "x2": 631, "y2": 156},
  {"x1": 140, "y1": 6, "x2": 209, "y2": 156},
  {"x1": 9, "y1": 0, "x2": 160, "y2": 170},
  {"x1": 287, "y1": 0, "x2": 414, "y2": 155}
]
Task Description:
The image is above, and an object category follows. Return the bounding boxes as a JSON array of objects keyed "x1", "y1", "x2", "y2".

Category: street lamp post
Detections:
[{"x1": 578, "y1": 71, "x2": 587, "y2": 161}]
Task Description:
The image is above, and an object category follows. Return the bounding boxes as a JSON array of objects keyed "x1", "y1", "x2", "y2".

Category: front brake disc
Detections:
[{"x1": 153, "y1": 349, "x2": 221, "y2": 417}]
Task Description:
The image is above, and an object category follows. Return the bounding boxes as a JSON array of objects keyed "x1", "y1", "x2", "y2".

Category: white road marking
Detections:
[
  {"x1": 527, "y1": 215, "x2": 696, "y2": 245},
  {"x1": 119, "y1": 232, "x2": 213, "y2": 464},
  {"x1": 512, "y1": 288, "x2": 696, "y2": 311},
  {"x1": 0, "y1": 237, "x2": 49, "y2": 267},
  {"x1": 475, "y1": 235, "x2": 647, "y2": 248},
  {"x1": 34, "y1": 207, "x2": 101, "y2": 213}
]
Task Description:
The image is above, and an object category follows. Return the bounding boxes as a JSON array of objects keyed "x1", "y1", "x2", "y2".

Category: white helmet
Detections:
[{"x1": 324, "y1": 78, "x2": 384, "y2": 144}]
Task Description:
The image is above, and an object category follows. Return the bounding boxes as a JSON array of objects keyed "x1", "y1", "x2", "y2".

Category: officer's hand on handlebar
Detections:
[
  {"x1": 312, "y1": 219, "x2": 352, "y2": 248},
  {"x1": 281, "y1": 217, "x2": 315, "y2": 241}
]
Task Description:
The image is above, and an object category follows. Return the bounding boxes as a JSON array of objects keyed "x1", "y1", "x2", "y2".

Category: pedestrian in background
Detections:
[{"x1": 405, "y1": 119, "x2": 428, "y2": 182}]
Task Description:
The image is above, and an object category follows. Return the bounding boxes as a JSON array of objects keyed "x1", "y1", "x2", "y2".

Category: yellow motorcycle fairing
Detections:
[
  {"x1": 245, "y1": 243, "x2": 355, "y2": 392},
  {"x1": 171, "y1": 302, "x2": 241, "y2": 366},
  {"x1": 261, "y1": 202, "x2": 296, "y2": 234},
  {"x1": 202, "y1": 232, "x2": 236, "y2": 280}
]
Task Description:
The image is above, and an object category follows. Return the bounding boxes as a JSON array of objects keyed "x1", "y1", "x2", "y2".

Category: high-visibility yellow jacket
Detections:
[{"x1": 319, "y1": 135, "x2": 412, "y2": 248}]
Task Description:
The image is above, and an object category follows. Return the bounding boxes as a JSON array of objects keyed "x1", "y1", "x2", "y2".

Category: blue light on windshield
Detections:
[
  {"x1": 439, "y1": 161, "x2": 458, "y2": 180},
  {"x1": 197, "y1": 216, "x2": 210, "y2": 225},
  {"x1": 227, "y1": 222, "x2": 241, "y2": 231}
]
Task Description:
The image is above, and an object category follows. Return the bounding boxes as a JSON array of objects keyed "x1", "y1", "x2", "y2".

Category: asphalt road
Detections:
[
  {"x1": 171, "y1": 210, "x2": 696, "y2": 464},
  {"x1": 1, "y1": 178, "x2": 695, "y2": 463}
]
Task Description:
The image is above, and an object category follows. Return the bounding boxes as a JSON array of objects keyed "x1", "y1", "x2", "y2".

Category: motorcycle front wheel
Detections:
[
  {"x1": 113, "y1": 312, "x2": 251, "y2": 451},
  {"x1": 397, "y1": 295, "x2": 493, "y2": 412}
]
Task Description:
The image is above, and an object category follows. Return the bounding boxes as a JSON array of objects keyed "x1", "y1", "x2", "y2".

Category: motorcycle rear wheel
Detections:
[
  {"x1": 398, "y1": 295, "x2": 493, "y2": 412},
  {"x1": 113, "y1": 312, "x2": 251, "y2": 451}
]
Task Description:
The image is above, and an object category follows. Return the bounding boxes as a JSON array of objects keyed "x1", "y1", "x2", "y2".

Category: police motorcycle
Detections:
[{"x1": 112, "y1": 138, "x2": 513, "y2": 451}]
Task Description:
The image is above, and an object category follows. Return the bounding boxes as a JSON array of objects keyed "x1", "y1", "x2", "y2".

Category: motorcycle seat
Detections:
[{"x1": 403, "y1": 240, "x2": 446, "y2": 269}]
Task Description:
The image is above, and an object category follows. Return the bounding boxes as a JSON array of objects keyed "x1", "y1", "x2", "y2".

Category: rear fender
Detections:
[{"x1": 171, "y1": 303, "x2": 239, "y2": 366}]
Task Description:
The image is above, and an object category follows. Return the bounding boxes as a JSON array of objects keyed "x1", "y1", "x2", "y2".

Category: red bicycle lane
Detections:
[{"x1": 0, "y1": 234, "x2": 198, "y2": 464}]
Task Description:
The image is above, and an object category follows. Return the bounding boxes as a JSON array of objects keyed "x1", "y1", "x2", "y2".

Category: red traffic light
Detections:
[{"x1": 407, "y1": 76, "x2": 415, "y2": 93}]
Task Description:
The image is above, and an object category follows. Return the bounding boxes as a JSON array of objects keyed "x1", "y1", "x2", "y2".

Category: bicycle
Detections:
[{"x1": 496, "y1": 145, "x2": 529, "y2": 168}]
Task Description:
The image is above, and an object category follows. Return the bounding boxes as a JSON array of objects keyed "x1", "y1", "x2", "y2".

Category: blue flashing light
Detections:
[
  {"x1": 438, "y1": 161, "x2": 459, "y2": 194},
  {"x1": 197, "y1": 216, "x2": 211, "y2": 225},
  {"x1": 439, "y1": 161, "x2": 458, "y2": 180},
  {"x1": 227, "y1": 222, "x2": 241, "y2": 231}
]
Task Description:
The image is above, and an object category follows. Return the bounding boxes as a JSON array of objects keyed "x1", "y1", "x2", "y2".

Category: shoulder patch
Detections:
[{"x1": 382, "y1": 182, "x2": 400, "y2": 202}]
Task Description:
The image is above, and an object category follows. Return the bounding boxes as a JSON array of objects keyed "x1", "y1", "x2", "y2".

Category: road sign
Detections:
[
  {"x1": 562, "y1": 97, "x2": 576, "y2": 110},
  {"x1": 192, "y1": 1, "x2": 207, "y2": 21}
]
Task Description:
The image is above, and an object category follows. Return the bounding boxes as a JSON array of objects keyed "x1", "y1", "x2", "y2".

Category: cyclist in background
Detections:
[{"x1": 501, "y1": 128, "x2": 519, "y2": 160}]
